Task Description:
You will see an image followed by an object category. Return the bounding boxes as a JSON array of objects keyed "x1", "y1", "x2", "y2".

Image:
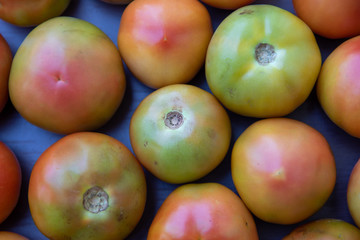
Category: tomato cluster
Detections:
[{"x1": 1, "y1": 0, "x2": 360, "y2": 239}]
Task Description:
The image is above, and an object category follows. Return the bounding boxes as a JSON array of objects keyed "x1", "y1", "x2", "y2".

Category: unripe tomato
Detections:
[
  {"x1": 317, "y1": 36, "x2": 360, "y2": 138},
  {"x1": 0, "y1": 232, "x2": 29, "y2": 240},
  {"x1": 118, "y1": 0, "x2": 213, "y2": 89},
  {"x1": 283, "y1": 219, "x2": 360, "y2": 240},
  {"x1": 0, "y1": 34, "x2": 12, "y2": 113},
  {"x1": 293, "y1": 0, "x2": 360, "y2": 39},
  {"x1": 0, "y1": 0, "x2": 71, "y2": 27},
  {"x1": 148, "y1": 183, "x2": 259, "y2": 240},
  {"x1": 130, "y1": 84, "x2": 231, "y2": 184},
  {"x1": 0, "y1": 142, "x2": 21, "y2": 224},
  {"x1": 28, "y1": 132, "x2": 147, "y2": 240},
  {"x1": 347, "y1": 158, "x2": 360, "y2": 228},
  {"x1": 206, "y1": 4, "x2": 321, "y2": 118},
  {"x1": 231, "y1": 118, "x2": 336, "y2": 224}
]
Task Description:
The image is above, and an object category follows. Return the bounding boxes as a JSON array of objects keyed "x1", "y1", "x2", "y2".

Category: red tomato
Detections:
[
  {"x1": 0, "y1": 142, "x2": 21, "y2": 224},
  {"x1": 9, "y1": 17, "x2": 126, "y2": 134},
  {"x1": 28, "y1": 132, "x2": 147, "y2": 240},
  {"x1": 118, "y1": 0, "x2": 213, "y2": 89},
  {"x1": 0, "y1": 0, "x2": 71, "y2": 26},
  {"x1": 231, "y1": 118, "x2": 336, "y2": 224},
  {"x1": 0, "y1": 232, "x2": 29, "y2": 240},
  {"x1": 283, "y1": 219, "x2": 360, "y2": 239},
  {"x1": 0, "y1": 34, "x2": 12, "y2": 113},
  {"x1": 200, "y1": 0, "x2": 254, "y2": 10},
  {"x1": 292, "y1": 0, "x2": 360, "y2": 39},
  {"x1": 317, "y1": 36, "x2": 360, "y2": 138},
  {"x1": 347, "y1": 158, "x2": 360, "y2": 228},
  {"x1": 148, "y1": 183, "x2": 259, "y2": 240},
  {"x1": 130, "y1": 84, "x2": 231, "y2": 184}
]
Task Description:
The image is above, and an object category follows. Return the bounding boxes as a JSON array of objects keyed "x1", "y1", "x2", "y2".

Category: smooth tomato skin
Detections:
[
  {"x1": 148, "y1": 183, "x2": 259, "y2": 240},
  {"x1": 231, "y1": 118, "x2": 336, "y2": 224},
  {"x1": 347, "y1": 158, "x2": 360, "y2": 228},
  {"x1": 0, "y1": 142, "x2": 21, "y2": 224},
  {"x1": 200, "y1": 0, "x2": 254, "y2": 10},
  {"x1": 293, "y1": 0, "x2": 360, "y2": 39},
  {"x1": 206, "y1": 4, "x2": 321, "y2": 118},
  {"x1": 118, "y1": 0, "x2": 213, "y2": 89},
  {"x1": 0, "y1": 232, "x2": 29, "y2": 240},
  {"x1": 0, "y1": 0, "x2": 71, "y2": 27},
  {"x1": 317, "y1": 36, "x2": 360, "y2": 138},
  {"x1": 0, "y1": 34, "x2": 12, "y2": 113},
  {"x1": 28, "y1": 132, "x2": 147, "y2": 240},
  {"x1": 9, "y1": 17, "x2": 126, "y2": 134},
  {"x1": 130, "y1": 84, "x2": 231, "y2": 184},
  {"x1": 283, "y1": 219, "x2": 360, "y2": 240}
]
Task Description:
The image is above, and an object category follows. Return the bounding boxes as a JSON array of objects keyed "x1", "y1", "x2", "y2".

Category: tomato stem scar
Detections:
[
  {"x1": 164, "y1": 111, "x2": 184, "y2": 129},
  {"x1": 83, "y1": 186, "x2": 109, "y2": 214},
  {"x1": 255, "y1": 43, "x2": 276, "y2": 65}
]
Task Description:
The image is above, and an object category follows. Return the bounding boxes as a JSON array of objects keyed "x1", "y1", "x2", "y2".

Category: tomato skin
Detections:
[
  {"x1": 0, "y1": 232, "x2": 29, "y2": 240},
  {"x1": 231, "y1": 118, "x2": 336, "y2": 224},
  {"x1": 293, "y1": 0, "x2": 360, "y2": 39},
  {"x1": 28, "y1": 132, "x2": 147, "y2": 240},
  {"x1": 148, "y1": 183, "x2": 259, "y2": 240},
  {"x1": 118, "y1": 0, "x2": 213, "y2": 89},
  {"x1": 9, "y1": 17, "x2": 126, "y2": 134},
  {"x1": 347, "y1": 158, "x2": 360, "y2": 228},
  {"x1": 283, "y1": 219, "x2": 360, "y2": 240},
  {"x1": 317, "y1": 36, "x2": 360, "y2": 138},
  {"x1": 0, "y1": 34, "x2": 12, "y2": 113},
  {"x1": 200, "y1": 0, "x2": 254, "y2": 10},
  {"x1": 130, "y1": 84, "x2": 231, "y2": 184},
  {"x1": 0, "y1": 0, "x2": 71, "y2": 27},
  {"x1": 205, "y1": 4, "x2": 321, "y2": 118},
  {"x1": 0, "y1": 142, "x2": 21, "y2": 224}
]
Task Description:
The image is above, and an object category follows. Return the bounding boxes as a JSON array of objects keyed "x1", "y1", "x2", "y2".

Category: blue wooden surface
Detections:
[{"x1": 1, "y1": 0, "x2": 360, "y2": 239}]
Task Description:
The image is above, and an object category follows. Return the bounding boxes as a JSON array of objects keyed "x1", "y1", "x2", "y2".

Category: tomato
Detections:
[
  {"x1": 118, "y1": 0, "x2": 213, "y2": 89},
  {"x1": 200, "y1": 0, "x2": 254, "y2": 10},
  {"x1": 9, "y1": 17, "x2": 126, "y2": 134},
  {"x1": 0, "y1": 232, "x2": 29, "y2": 240},
  {"x1": 292, "y1": 0, "x2": 360, "y2": 39},
  {"x1": 231, "y1": 118, "x2": 336, "y2": 224},
  {"x1": 0, "y1": 34, "x2": 12, "y2": 113},
  {"x1": 0, "y1": 142, "x2": 21, "y2": 224},
  {"x1": 283, "y1": 219, "x2": 360, "y2": 240},
  {"x1": 0, "y1": 0, "x2": 71, "y2": 27},
  {"x1": 28, "y1": 132, "x2": 147, "y2": 240},
  {"x1": 317, "y1": 36, "x2": 360, "y2": 138},
  {"x1": 148, "y1": 183, "x2": 259, "y2": 240},
  {"x1": 205, "y1": 4, "x2": 321, "y2": 118},
  {"x1": 130, "y1": 84, "x2": 231, "y2": 184},
  {"x1": 347, "y1": 158, "x2": 360, "y2": 228}
]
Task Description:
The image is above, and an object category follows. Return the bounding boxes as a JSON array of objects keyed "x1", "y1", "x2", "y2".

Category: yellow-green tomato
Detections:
[
  {"x1": 28, "y1": 132, "x2": 147, "y2": 240},
  {"x1": 148, "y1": 183, "x2": 259, "y2": 240},
  {"x1": 0, "y1": 0, "x2": 71, "y2": 27},
  {"x1": 130, "y1": 84, "x2": 231, "y2": 184},
  {"x1": 118, "y1": 0, "x2": 213, "y2": 89},
  {"x1": 282, "y1": 218, "x2": 360, "y2": 240},
  {"x1": 347, "y1": 158, "x2": 360, "y2": 228},
  {"x1": 317, "y1": 36, "x2": 360, "y2": 138},
  {"x1": 9, "y1": 17, "x2": 126, "y2": 134},
  {"x1": 231, "y1": 118, "x2": 336, "y2": 224},
  {"x1": 206, "y1": 4, "x2": 321, "y2": 118}
]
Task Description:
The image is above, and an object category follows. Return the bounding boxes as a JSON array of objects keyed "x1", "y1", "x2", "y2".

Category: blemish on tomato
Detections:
[{"x1": 239, "y1": 9, "x2": 254, "y2": 15}]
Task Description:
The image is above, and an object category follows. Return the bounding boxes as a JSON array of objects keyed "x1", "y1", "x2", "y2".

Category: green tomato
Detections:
[
  {"x1": 130, "y1": 84, "x2": 231, "y2": 184},
  {"x1": 205, "y1": 4, "x2": 321, "y2": 118}
]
